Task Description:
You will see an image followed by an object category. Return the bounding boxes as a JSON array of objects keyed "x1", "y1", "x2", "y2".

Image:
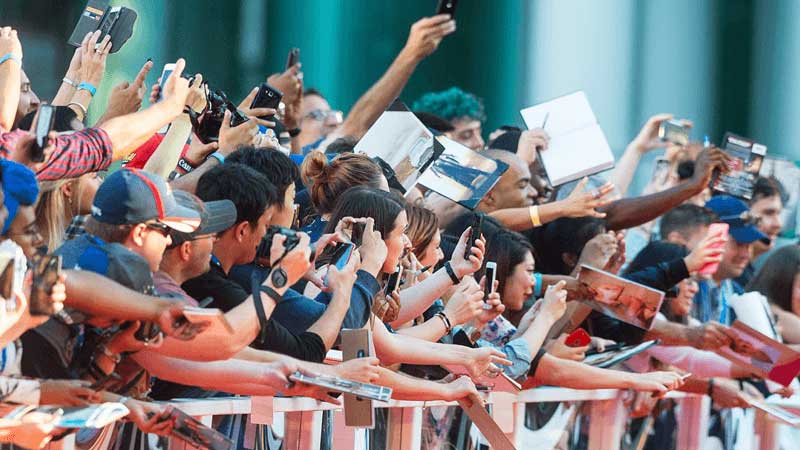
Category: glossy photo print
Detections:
[
  {"x1": 577, "y1": 265, "x2": 665, "y2": 330},
  {"x1": 416, "y1": 136, "x2": 508, "y2": 210},
  {"x1": 718, "y1": 320, "x2": 800, "y2": 387}
]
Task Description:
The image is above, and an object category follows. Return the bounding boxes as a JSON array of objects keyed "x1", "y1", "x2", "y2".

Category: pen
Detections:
[{"x1": 541, "y1": 112, "x2": 549, "y2": 130}]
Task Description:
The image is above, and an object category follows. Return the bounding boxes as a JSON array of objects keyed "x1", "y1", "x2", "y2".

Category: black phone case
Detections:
[
  {"x1": 286, "y1": 48, "x2": 299, "y2": 70},
  {"x1": 465, "y1": 213, "x2": 483, "y2": 259},
  {"x1": 436, "y1": 0, "x2": 458, "y2": 16},
  {"x1": 250, "y1": 83, "x2": 283, "y2": 121},
  {"x1": 384, "y1": 269, "x2": 401, "y2": 296}
]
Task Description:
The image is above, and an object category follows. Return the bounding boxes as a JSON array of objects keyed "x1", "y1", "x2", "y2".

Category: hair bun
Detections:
[{"x1": 301, "y1": 150, "x2": 330, "y2": 186}]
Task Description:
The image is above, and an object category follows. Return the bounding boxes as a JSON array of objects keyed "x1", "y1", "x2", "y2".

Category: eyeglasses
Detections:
[
  {"x1": 146, "y1": 222, "x2": 171, "y2": 237},
  {"x1": 303, "y1": 109, "x2": 343, "y2": 124}
]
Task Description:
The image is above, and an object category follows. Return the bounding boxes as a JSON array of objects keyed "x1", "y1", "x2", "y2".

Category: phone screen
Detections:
[
  {"x1": 484, "y1": 262, "x2": 496, "y2": 301},
  {"x1": 351, "y1": 222, "x2": 365, "y2": 247},
  {"x1": 157, "y1": 64, "x2": 175, "y2": 102},
  {"x1": 332, "y1": 243, "x2": 354, "y2": 270}
]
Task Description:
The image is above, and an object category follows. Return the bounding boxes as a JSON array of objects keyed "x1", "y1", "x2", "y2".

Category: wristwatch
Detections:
[{"x1": 270, "y1": 267, "x2": 288, "y2": 288}]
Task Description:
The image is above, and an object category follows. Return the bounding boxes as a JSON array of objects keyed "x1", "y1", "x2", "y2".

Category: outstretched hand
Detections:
[{"x1": 403, "y1": 15, "x2": 456, "y2": 61}]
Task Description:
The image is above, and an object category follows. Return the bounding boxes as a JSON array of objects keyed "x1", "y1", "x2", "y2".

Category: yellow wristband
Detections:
[{"x1": 529, "y1": 205, "x2": 542, "y2": 227}]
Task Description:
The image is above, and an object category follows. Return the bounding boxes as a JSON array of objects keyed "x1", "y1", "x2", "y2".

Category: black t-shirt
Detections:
[{"x1": 181, "y1": 261, "x2": 326, "y2": 362}]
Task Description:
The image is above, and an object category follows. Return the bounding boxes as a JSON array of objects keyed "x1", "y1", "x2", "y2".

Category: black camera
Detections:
[
  {"x1": 193, "y1": 89, "x2": 250, "y2": 144},
  {"x1": 255, "y1": 226, "x2": 315, "y2": 267},
  {"x1": 255, "y1": 226, "x2": 302, "y2": 266}
]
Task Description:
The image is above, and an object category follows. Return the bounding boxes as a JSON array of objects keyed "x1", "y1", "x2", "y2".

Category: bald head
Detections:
[{"x1": 477, "y1": 149, "x2": 537, "y2": 213}]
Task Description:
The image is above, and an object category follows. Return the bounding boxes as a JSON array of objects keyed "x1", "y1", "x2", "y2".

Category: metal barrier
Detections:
[{"x1": 44, "y1": 388, "x2": 799, "y2": 450}]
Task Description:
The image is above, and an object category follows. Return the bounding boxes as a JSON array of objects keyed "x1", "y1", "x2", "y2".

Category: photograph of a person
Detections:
[
  {"x1": 718, "y1": 321, "x2": 800, "y2": 387},
  {"x1": 577, "y1": 265, "x2": 665, "y2": 330},
  {"x1": 355, "y1": 102, "x2": 436, "y2": 190},
  {"x1": 416, "y1": 136, "x2": 508, "y2": 209}
]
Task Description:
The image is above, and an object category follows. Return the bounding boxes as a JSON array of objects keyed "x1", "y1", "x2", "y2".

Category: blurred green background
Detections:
[{"x1": 2, "y1": 0, "x2": 798, "y2": 195}]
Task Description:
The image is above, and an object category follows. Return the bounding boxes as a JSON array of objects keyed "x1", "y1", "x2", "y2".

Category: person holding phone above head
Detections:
[{"x1": 296, "y1": 13, "x2": 455, "y2": 155}]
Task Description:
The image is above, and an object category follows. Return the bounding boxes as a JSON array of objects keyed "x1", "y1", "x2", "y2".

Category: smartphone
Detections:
[
  {"x1": 658, "y1": 119, "x2": 689, "y2": 146},
  {"x1": 465, "y1": 213, "x2": 483, "y2": 259},
  {"x1": 331, "y1": 243, "x2": 354, "y2": 270},
  {"x1": 566, "y1": 328, "x2": 592, "y2": 347},
  {"x1": 351, "y1": 222, "x2": 365, "y2": 247},
  {"x1": 29, "y1": 254, "x2": 62, "y2": 316},
  {"x1": 484, "y1": 261, "x2": 497, "y2": 301},
  {"x1": 156, "y1": 63, "x2": 175, "y2": 102},
  {"x1": 384, "y1": 266, "x2": 402, "y2": 296},
  {"x1": 291, "y1": 204, "x2": 300, "y2": 229},
  {"x1": 698, "y1": 223, "x2": 729, "y2": 276},
  {"x1": 31, "y1": 105, "x2": 56, "y2": 162},
  {"x1": 0, "y1": 241, "x2": 26, "y2": 312},
  {"x1": 286, "y1": 48, "x2": 300, "y2": 70},
  {"x1": 250, "y1": 83, "x2": 283, "y2": 122},
  {"x1": 436, "y1": 0, "x2": 458, "y2": 17},
  {"x1": 651, "y1": 157, "x2": 671, "y2": 185}
]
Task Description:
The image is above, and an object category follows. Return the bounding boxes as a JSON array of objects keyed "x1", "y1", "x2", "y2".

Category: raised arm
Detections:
[
  {"x1": 0, "y1": 27, "x2": 22, "y2": 131},
  {"x1": 606, "y1": 114, "x2": 678, "y2": 196},
  {"x1": 333, "y1": 15, "x2": 455, "y2": 140},
  {"x1": 98, "y1": 59, "x2": 190, "y2": 161},
  {"x1": 391, "y1": 227, "x2": 483, "y2": 326},
  {"x1": 600, "y1": 146, "x2": 731, "y2": 230}
]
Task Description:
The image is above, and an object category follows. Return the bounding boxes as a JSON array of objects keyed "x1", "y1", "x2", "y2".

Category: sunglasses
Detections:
[{"x1": 146, "y1": 221, "x2": 171, "y2": 237}]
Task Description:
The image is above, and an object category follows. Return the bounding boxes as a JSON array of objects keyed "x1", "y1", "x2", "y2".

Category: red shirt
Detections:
[
  {"x1": 0, "y1": 128, "x2": 113, "y2": 180},
  {"x1": 123, "y1": 134, "x2": 189, "y2": 169}
]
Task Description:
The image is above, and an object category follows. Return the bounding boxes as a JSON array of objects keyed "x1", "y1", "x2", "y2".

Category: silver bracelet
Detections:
[
  {"x1": 67, "y1": 101, "x2": 87, "y2": 117},
  {"x1": 62, "y1": 77, "x2": 77, "y2": 87}
]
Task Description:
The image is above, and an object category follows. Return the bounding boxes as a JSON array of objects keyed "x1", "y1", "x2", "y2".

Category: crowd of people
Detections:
[{"x1": 0, "y1": 10, "x2": 798, "y2": 450}]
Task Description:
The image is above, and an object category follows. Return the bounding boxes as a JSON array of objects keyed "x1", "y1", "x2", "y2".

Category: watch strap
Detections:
[
  {"x1": 444, "y1": 261, "x2": 461, "y2": 284},
  {"x1": 250, "y1": 269, "x2": 271, "y2": 346}
]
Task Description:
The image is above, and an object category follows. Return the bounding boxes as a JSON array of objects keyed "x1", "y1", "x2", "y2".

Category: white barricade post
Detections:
[
  {"x1": 588, "y1": 391, "x2": 627, "y2": 450},
  {"x1": 670, "y1": 392, "x2": 711, "y2": 450},
  {"x1": 386, "y1": 405, "x2": 423, "y2": 450}
]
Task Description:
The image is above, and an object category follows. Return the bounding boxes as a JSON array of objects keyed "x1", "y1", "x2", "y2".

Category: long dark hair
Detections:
[
  {"x1": 482, "y1": 229, "x2": 534, "y2": 303},
  {"x1": 746, "y1": 245, "x2": 800, "y2": 312},
  {"x1": 318, "y1": 187, "x2": 404, "y2": 266}
]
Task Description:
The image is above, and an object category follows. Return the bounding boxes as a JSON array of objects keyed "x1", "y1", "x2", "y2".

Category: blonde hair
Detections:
[{"x1": 35, "y1": 178, "x2": 84, "y2": 252}]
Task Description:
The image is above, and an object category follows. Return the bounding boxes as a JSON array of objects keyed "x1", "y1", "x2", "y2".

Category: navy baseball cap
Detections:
[
  {"x1": 91, "y1": 169, "x2": 201, "y2": 233},
  {"x1": 705, "y1": 195, "x2": 769, "y2": 244},
  {"x1": 169, "y1": 190, "x2": 237, "y2": 246}
]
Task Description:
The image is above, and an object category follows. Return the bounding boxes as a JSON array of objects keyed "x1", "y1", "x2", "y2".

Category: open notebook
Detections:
[{"x1": 520, "y1": 91, "x2": 614, "y2": 186}]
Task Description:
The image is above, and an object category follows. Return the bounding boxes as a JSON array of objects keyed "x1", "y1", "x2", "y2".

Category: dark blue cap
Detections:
[
  {"x1": 91, "y1": 168, "x2": 200, "y2": 233},
  {"x1": 1, "y1": 159, "x2": 39, "y2": 235},
  {"x1": 705, "y1": 195, "x2": 769, "y2": 244}
]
